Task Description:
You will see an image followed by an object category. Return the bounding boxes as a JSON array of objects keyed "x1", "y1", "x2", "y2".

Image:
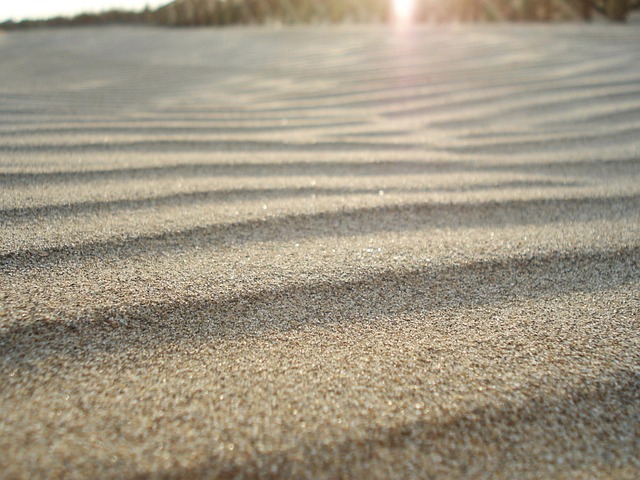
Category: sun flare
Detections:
[{"x1": 392, "y1": 0, "x2": 417, "y2": 23}]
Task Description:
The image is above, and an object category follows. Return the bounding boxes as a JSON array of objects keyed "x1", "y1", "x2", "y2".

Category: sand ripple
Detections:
[{"x1": 1, "y1": 25, "x2": 639, "y2": 479}]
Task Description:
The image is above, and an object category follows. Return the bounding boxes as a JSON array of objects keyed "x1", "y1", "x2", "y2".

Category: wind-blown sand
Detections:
[{"x1": 1, "y1": 24, "x2": 639, "y2": 479}]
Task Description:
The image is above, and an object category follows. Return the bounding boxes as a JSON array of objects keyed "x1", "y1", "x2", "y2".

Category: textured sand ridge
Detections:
[{"x1": 1, "y1": 24, "x2": 639, "y2": 479}]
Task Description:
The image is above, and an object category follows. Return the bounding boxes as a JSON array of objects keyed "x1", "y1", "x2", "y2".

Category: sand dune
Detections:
[{"x1": 1, "y1": 24, "x2": 639, "y2": 479}]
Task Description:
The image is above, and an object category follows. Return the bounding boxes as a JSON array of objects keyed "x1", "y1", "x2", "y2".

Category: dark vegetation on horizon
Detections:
[{"x1": 2, "y1": 0, "x2": 639, "y2": 30}]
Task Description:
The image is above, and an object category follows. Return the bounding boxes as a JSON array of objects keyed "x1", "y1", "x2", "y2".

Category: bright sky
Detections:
[{"x1": 2, "y1": 1, "x2": 170, "y2": 21}]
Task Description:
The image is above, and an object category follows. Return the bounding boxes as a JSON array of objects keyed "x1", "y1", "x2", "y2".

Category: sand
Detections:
[{"x1": 1, "y1": 23, "x2": 639, "y2": 479}]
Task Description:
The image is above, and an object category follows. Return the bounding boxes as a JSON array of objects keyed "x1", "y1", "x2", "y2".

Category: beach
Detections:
[{"x1": 1, "y1": 23, "x2": 639, "y2": 478}]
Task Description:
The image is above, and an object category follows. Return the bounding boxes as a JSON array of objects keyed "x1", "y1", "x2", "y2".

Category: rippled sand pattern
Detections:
[{"x1": 1, "y1": 25, "x2": 639, "y2": 479}]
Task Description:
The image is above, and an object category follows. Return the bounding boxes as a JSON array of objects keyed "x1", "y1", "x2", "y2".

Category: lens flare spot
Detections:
[{"x1": 393, "y1": 0, "x2": 416, "y2": 23}]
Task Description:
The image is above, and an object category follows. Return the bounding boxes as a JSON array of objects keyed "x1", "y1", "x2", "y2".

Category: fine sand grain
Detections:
[{"x1": 1, "y1": 24, "x2": 639, "y2": 479}]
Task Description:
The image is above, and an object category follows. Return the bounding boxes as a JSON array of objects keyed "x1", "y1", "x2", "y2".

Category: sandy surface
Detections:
[{"x1": 1, "y1": 24, "x2": 639, "y2": 479}]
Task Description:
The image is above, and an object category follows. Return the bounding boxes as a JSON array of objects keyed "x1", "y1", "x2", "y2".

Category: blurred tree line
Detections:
[
  {"x1": 2, "y1": 0, "x2": 638, "y2": 30},
  {"x1": 152, "y1": 0, "x2": 638, "y2": 25},
  {"x1": 1, "y1": 9, "x2": 154, "y2": 29}
]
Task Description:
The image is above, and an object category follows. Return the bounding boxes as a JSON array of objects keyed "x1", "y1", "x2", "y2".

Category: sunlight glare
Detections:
[{"x1": 392, "y1": 0, "x2": 417, "y2": 24}]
